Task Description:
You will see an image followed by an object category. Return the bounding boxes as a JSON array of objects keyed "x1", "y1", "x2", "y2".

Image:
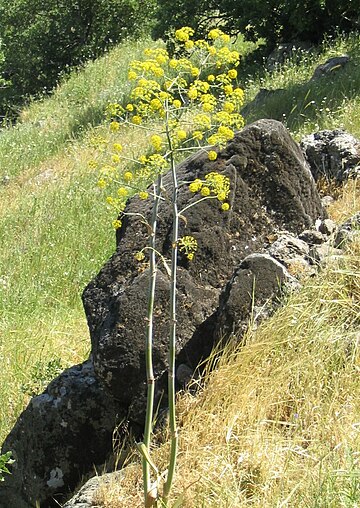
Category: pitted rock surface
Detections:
[
  {"x1": 334, "y1": 212, "x2": 360, "y2": 248},
  {"x1": 300, "y1": 129, "x2": 360, "y2": 182},
  {"x1": 215, "y1": 253, "x2": 298, "y2": 339},
  {"x1": 62, "y1": 471, "x2": 125, "y2": 508},
  {"x1": 268, "y1": 233, "x2": 310, "y2": 265},
  {"x1": 82, "y1": 119, "x2": 325, "y2": 407}
]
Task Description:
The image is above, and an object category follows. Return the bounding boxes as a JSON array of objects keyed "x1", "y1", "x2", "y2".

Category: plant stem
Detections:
[
  {"x1": 163, "y1": 138, "x2": 179, "y2": 503},
  {"x1": 143, "y1": 173, "x2": 162, "y2": 507}
]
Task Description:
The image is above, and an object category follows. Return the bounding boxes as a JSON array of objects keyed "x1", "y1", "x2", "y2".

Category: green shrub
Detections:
[
  {"x1": 0, "y1": 0, "x2": 156, "y2": 117},
  {"x1": 21, "y1": 358, "x2": 63, "y2": 397},
  {"x1": 0, "y1": 451, "x2": 14, "y2": 481}
]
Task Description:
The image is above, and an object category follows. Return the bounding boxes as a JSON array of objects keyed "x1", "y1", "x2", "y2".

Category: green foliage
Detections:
[
  {"x1": 0, "y1": 38, "x2": 11, "y2": 120},
  {"x1": 153, "y1": 0, "x2": 359, "y2": 50},
  {"x1": 21, "y1": 358, "x2": 63, "y2": 397},
  {"x1": 0, "y1": 0, "x2": 156, "y2": 117},
  {"x1": 0, "y1": 451, "x2": 14, "y2": 481},
  {"x1": 0, "y1": 39, "x2": 7, "y2": 87}
]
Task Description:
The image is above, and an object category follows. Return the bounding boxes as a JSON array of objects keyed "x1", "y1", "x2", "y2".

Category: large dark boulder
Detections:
[
  {"x1": 0, "y1": 360, "x2": 127, "y2": 508},
  {"x1": 82, "y1": 119, "x2": 326, "y2": 413}
]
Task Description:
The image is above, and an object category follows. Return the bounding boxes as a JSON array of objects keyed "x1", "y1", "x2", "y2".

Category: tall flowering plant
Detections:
[{"x1": 92, "y1": 26, "x2": 244, "y2": 507}]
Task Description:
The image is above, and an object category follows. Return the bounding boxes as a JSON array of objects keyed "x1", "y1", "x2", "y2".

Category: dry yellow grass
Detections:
[
  {"x1": 94, "y1": 182, "x2": 360, "y2": 507},
  {"x1": 328, "y1": 178, "x2": 360, "y2": 223}
]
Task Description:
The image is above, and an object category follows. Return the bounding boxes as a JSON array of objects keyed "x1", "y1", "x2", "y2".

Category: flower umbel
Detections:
[{"x1": 178, "y1": 235, "x2": 198, "y2": 261}]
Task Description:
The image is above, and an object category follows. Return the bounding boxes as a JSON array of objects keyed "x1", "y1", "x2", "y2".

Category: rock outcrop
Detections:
[
  {"x1": 83, "y1": 118, "x2": 325, "y2": 419},
  {"x1": 215, "y1": 253, "x2": 299, "y2": 339},
  {"x1": 310, "y1": 55, "x2": 349, "y2": 80},
  {"x1": 63, "y1": 211, "x2": 359, "y2": 508},
  {"x1": 301, "y1": 129, "x2": 360, "y2": 182}
]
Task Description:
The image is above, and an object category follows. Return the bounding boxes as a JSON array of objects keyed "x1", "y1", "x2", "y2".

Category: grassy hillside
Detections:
[
  {"x1": 0, "y1": 29, "x2": 359, "y2": 506},
  {"x1": 242, "y1": 32, "x2": 360, "y2": 140}
]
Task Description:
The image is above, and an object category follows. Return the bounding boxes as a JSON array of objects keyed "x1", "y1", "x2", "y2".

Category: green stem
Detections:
[
  {"x1": 142, "y1": 173, "x2": 162, "y2": 507},
  {"x1": 163, "y1": 131, "x2": 179, "y2": 503},
  {"x1": 179, "y1": 194, "x2": 217, "y2": 215}
]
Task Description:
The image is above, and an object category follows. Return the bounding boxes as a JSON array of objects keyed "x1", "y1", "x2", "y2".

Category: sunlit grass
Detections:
[
  {"x1": 0, "y1": 119, "x2": 156, "y2": 441},
  {"x1": 0, "y1": 38, "x2": 155, "y2": 182},
  {"x1": 0, "y1": 311, "x2": 89, "y2": 442}
]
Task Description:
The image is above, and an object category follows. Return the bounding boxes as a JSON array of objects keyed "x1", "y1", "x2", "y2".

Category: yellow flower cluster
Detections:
[
  {"x1": 205, "y1": 172, "x2": 230, "y2": 200},
  {"x1": 193, "y1": 113, "x2": 212, "y2": 130},
  {"x1": 214, "y1": 110, "x2": 244, "y2": 129},
  {"x1": 189, "y1": 171, "x2": 230, "y2": 210},
  {"x1": 134, "y1": 250, "x2": 145, "y2": 261},
  {"x1": 175, "y1": 27, "x2": 195, "y2": 42},
  {"x1": 110, "y1": 121, "x2": 120, "y2": 132},
  {"x1": 90, "y1": 134, "x2": 108, "y2": 150},
  {"x1": 208, "y1": 28, "x2": 231, "y2": 43},
  {"x1": 207, "y1": 125, "x2": 235, "y2": 146},
  {"x1": 100, "y1": 27, "x2": 245, "y2": 163},
  {"x1": 118, "y1": 187, "x2": 128, "y2": 197},
  {"x1": 88, "y1": 159, "x2": 98, "y2": 170},
  {"x1": 97, "y1": 164, "x2": 116, "y2": 187},
  {"x1": 95, "y1": 146, "x2": 168, "y2": 216},
  {"x1": 112, "y1": 219, "x2": 122, "y2": 229},
  {"x1": 208, "y1": 150, "x2": 218, "y2": 161},
  {"x1": 150, "y1": 134, "x2": 163, "y2": 152},
  {"x1": 215, "y1": 46, "x2": 240, "y2": 68},
  {"x1": 143, "y1": 48, "x2": 169, "y2": 66},
  {"x1": 93, "y1": 26, "x2": 243, "y2": 222},
  {"x1": 136, "y1": 153, "x2": 168, "y2": 181},
  {"x1": 200, "y1": 93, "x2": 217, "y2": 112},
  {"x1": 178, "y1": 235, "x2": 198, "y2": 261}
]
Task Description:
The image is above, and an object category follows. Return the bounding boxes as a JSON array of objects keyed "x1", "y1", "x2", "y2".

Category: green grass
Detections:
[
  {"x1": 0, "y1": 38, "x2": 155, "y2": 182},
  {"x1": 0, "y1": 164, "x2": 118, "y2": 438},
  {"x1": 0, "y1": 33, "x2": 184, "y2": 440},
  {"x1": 0, "y1": 28, "x2": 359, "y2": 506},
  {"x1": 0, "y1": 37, "x2": 158, "y2": 441}
]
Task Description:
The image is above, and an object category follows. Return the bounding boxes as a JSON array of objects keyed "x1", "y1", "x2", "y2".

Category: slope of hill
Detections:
[{"x1": 0, "y1": 29, "x2": 359, "y2": 506}]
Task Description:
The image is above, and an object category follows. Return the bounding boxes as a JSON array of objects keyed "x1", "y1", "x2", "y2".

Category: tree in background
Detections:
[
  {"x1": 153, "y1": 0, "x2": 359, "y2": 51},
  {"x1": 0, "y1": 0, "x2": 156, "y2": 117}
]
